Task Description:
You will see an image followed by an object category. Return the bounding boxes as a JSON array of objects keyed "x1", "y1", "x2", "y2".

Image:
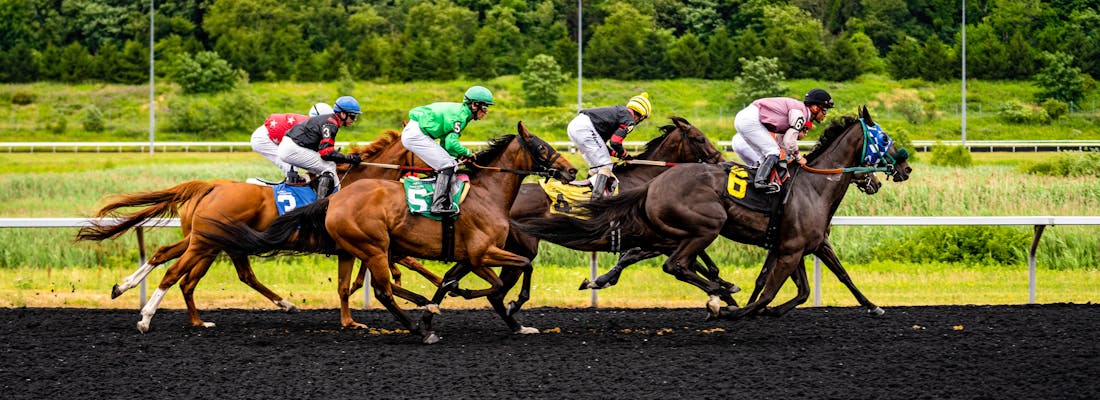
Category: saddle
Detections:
[
  {"x1": 720, "y1": 162, "x2": 790, "y2": 213},
  {"x1": 539, "y1": 179, "x2": 618, "y2": 217},
  {"x1": 401, "y1": 174, "x2": 470, "y2": 220}
]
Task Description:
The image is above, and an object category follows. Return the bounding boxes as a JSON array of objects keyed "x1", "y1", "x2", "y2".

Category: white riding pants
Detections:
[
  {"x1": 732, "y1": 105, "x2": 780, "y2": 165},
  {"x1": 401, "y1": 120, "x2": 458, "y2": 171},
  {"x1": 277, "y1": 139, "x2": 339, "y2": 186},
  {"x1": 567, "y1": 114, "x2": 613, "y2": 177},
  {"x1": 250, "y1": 125, "x2": 294, "y2": 174}
]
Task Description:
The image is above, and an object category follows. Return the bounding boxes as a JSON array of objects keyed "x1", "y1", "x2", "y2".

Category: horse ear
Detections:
[
  {"x1": 862, "y1": 106, "x2": 875, "y2": 126},
  {"x1": 517, "y1": 121, "x2": 532, "y2": 139},
  {"x1": 674, "y1": 116, "x2": 689, "y2": 130}
]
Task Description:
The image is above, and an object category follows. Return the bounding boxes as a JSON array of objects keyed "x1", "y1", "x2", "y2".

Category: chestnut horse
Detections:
[
  {"x1": 76, "y1": 131, "x2": 439, "y2": 332},
  {"x1": 514, "y1": 107, "x2": 912, "y2": 319},
  {"x1": 206, "y1": 123, "x2": 577, "y2": 343}
]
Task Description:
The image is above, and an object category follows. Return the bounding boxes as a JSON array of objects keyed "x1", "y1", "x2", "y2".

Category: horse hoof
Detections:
[
  {"x1": 423, "y1": 333, "x2": 441, "y2": 344},
  {"x1": 578, "y1": 279, "x2": 592, "y2": 290},
  {"x1": 867, "y1": 307, "x2": 885, "y2": 317},
  {"x1": 515, "y1": 326, "x2": 540, "y2": 334},
  {"x1": 202, "y1": 322, "x2": 216, "y2": 328},
  {"x1": 111, "y1": 284, "x2": 123, "y2": 299},
  {"x1": 728, "y1": 284, "x2": 742, "y2": 294},
  {"x1": 275, "y1": 300, "x2": 299, "y2": 313},
  {"x1": 136, "y1": 321, "x2": 150, "y2": 334},
  {"x1": 424, "y1": 304, "x2": 441, "y2": 315},
  {"x1": 706, "y1": 295, "x2": 721, "y2": 317}
]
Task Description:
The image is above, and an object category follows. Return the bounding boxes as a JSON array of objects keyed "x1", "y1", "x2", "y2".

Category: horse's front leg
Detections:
[
  {"x1": 336, "y1": 254, "x2": 366, "y2": 329},
  {"x1": 815, "y1": 240, "x2": 884, "y2": 316},
  {"x1": 723, "y1": 252, "x2": 803, "y2": 321}
]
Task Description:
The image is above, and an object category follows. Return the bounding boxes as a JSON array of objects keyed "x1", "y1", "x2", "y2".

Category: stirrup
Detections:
[{"x1": 756, "y1": 182, "x2": 781, "y2": 194}]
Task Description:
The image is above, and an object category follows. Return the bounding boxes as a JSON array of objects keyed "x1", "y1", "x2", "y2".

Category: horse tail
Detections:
[
  {"x1": 204, "y1": 198, "x2": 337, "y2": 256},
  {"x1": 510, "y1": 186, "x2": 651, "y2": 249},
  {"x1": 76, "y1": 180, "x2": 216, "y2": 241}
]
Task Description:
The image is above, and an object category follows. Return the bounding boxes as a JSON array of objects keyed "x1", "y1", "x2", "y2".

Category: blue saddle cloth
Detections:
[{"x1": 272, "y1": 184, "x2": 318, "y2": 215}]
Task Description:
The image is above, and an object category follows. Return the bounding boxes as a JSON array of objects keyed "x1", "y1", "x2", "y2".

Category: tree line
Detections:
[{"x1": 1, "y1": 0, "x2": 1097, "y2": 86}]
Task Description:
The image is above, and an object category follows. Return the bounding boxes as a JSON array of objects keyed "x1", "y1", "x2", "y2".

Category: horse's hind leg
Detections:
[
  {"x1": 113, "y1": 238, "x2": 188, "y2": 299},
  {"x1": 228, "y1": 254, "x2": 297, "y2": 312},
  {"x1": 583, "y1": 247, "x2": 661, "y2": 290},
  {"x1": 661, "y1": 236, "x2": 727, "y2": 318},
  {"x1": 135, "y1": 248, "x2": 212, "y2": 333},
  {"x1": 725, "y1": 252, "x2": 802, "y2": 321},
  {"x1": 815, "y1": 240, "x2": 883, "y2": 316},
  {"x1": 758, "y1": 258, "x2": 810, "y2": 317},
  {"x1": 487, "y1": 264, "x2": 538, "y2": 334},
  {"x1": 178, "y1": 251, "x2": 220, "y2": 328},
  {"x1": 336, "y1": 254, "x2": 366, "y2": 329},
  {"x1": 395, "y1": 256, "x2": 443, "y2": 286}
]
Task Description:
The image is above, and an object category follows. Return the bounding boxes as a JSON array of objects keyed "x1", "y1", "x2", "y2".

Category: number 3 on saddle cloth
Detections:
[{"x1": 402, "y1": 174, "x2": 471, "y2": 220}]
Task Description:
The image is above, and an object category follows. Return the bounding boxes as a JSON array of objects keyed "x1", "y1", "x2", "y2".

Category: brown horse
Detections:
[
  {"x1": 514, "y1": 106, "x2": 912, "y2": 319},
  {"x1": 206, "y1": 123, "x2": 577, "y2": 343},
  {"x1": 484, "y1": 116, "x2": 731, "y2": 318},
  {"x1": 76, "y1": 131, "x2": 440, "y2": 332}
]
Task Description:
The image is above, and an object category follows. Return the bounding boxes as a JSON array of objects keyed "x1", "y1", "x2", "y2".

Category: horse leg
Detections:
[
  {"x1": 336, "y1": 254, "x2": 366, "y2": 329},
  {"x1": 724, "y1": 252, "x2": 803, "y2": 321},
  {"x1": 504, "y1": 264, "x2": 533, "y2": 317},
  {"x1": 486, "y1": 264, "x2": 538, "y2": 334},
  {"x1": 696, "y1": 251, "x2": 741, "y2": 295},
  {"x1": 747, "y1": 252, "x2": 779, "y2": 304},
  {"x1": 228, "y1": 253, "x2": 297, "y2": 313},
  {"x1": 582, "y1": 247, "x2": 661, "y2": 290},
  {"x1": 758, "y1": 258, "x2": 810, "y2": 317},
  {"x1": 395, "y1": 256, "x2": 442, "y2": 286},
  {"x1": 816, "y1": 240, "x2": 884, "y2": 316},
  {"x1": 418, "y1": 262, "x2": 475, "y2": 335},
  {"x1": 135, "y1": 247, "x2": 210, "y2": 333},
  {"x1": 349, "y1": 259, "x2": 368, "y2": 296},
  {"x1": 178, "y1": 252, "x2": 219, "y2": 328},
  {"x1": 450, "y1": 266, "x2": 502, "y2": 299},
  {"x1": 112, "y1": 238, "x2": 188, "y2": 299},
  {"x1": 661, "y1": 236, "x2": 727, "y2": 318}
]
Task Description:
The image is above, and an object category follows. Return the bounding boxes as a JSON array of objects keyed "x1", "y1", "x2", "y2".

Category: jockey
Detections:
[
  {"x1": 401, "y1": 85, "x2": 493, "y2": 215},
  {"x1": 731, "y1": 88, "x2": 833, "y2": 193},
  {"x1": 567, "y1": 92, "x2": 652, "y2": 199},
  {"x1": 250, "y1": 102, "x2": 334, "y2": 181},
  {"x1": 277, "y1": 96, "x2": 363, "y2": 198}
]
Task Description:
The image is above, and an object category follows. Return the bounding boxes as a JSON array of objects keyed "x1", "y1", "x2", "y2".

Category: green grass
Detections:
[{"x1": 3, "y1": 75, "x2": 1098, "y2": 144}]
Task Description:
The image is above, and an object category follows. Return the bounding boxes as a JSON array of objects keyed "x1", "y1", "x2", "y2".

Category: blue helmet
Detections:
[{"x1": 333, "y1": 96, "x2": 361, "y2": 115}]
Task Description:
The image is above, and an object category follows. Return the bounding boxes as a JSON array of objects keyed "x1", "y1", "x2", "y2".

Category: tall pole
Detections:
[
  {"x1": 961, "y1": 0, "x2": 967, "y2": 145},
  {"x1": 149, "y1": 0, "x2": 156, "y2": 155},
  {"x1": 577, "y1": 0, "x2": 583, "y2": 112}
]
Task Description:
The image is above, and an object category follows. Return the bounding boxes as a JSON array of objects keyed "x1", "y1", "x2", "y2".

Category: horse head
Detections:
[
  {"x1": 858, "y1": 106, "x2": 911, "y2": 182},
  {"x1": 640, "y1": 116, "x2": 725, "y2": 164},
  {"x1": 806, "y1": 106, "x2": 912, "y2": 184},
  {"x1": 516, "y1": 121, "x2": 577, "y2": 183}
]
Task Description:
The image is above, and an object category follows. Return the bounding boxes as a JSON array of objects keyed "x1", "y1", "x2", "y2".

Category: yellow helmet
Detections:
[{"x1": 626, "y1": 92, "x2": 652, "y2": 119}]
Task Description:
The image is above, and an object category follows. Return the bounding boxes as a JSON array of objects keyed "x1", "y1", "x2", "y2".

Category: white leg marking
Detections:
[
  {"x1": 117, "y1": 262, "x2": 157, "y2": 293},
  {"x1": 136, "y1": 288, "x2": 167, "y2": 333}
]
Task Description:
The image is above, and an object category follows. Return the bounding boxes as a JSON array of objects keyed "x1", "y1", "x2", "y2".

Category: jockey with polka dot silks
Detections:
[
  {"x1": 567, "y1": 92, "x2": 652, "y2": 200},
  {"x1": 731, "y1": 88, "x2": 833, "y2": 194},
  {"x1": 401, "y1": 86, "x2": 493, "y2": 215},
  {"x1": 277, "y1": 96, "x2": 363, "y2": 199},
  {"x1": 250, "y1": 102, "x2": 334, "y2": 182}
]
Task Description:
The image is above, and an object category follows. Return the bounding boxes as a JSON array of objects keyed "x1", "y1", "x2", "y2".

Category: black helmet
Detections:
[{"x1": 804, "y1": 88, "x2": 834, "y2": 109}]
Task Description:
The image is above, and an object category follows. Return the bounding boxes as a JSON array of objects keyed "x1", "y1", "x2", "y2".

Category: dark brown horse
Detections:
[
  {"x1": 469, "y1": 116, "x2": 731, "y2": 317},
  {"x1": 514, "y1": 106, "x2": 911, "y2": 319},
  {"x1": 76, "y1": 131, "x2": 440, "y2": 332},
  {"x1": 206, "y1": 123, "x2": 577, "y2": 343}
]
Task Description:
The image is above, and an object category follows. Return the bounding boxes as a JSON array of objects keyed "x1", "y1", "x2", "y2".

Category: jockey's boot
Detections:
[
  {"x1": 754, "y1": 154, "x2": 782, "y2": 194},
  {"x1": 430, "y1": 168, "x2": 457, "y2": 215},
  {"x1": 590, "y1": 173, "x2": 610, "y2": 201},
  {"x1": 315, "y1": 172, "x2": 335, "y2": 199}
]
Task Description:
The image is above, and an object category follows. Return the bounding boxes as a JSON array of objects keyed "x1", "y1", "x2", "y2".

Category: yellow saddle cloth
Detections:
[{"x1": 539, "y1": 180, "x2": 618, "y2": 217}]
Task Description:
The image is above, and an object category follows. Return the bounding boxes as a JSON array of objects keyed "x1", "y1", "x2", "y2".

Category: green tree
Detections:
[
  {"x1": 847, "y1": 30, "x2": 886, "y2": 75},
  {"x1": 859, "y1": 0, "x2": 914, "y2": 51},
  {"x1": 965, "y1": 23, "x2": 1010, "y2": 79},
  {"x1": 116, "y1": 40, "x2": 150, "y2": 84},
  {"x1": 585, "y1": 5, "x2": 651, "y2": 79},
  {"x1": 759, "y1": 5, "x2": 827, "y2": 79},
  {"x1": 468, "y1": 5, "x2": 525, "y2": 78},
  {"x1": 918, "y1": 35, "x2": 954, "y2": 82},
  {"x1": 1035, "y1": 52, "x2": 1086, "y2": 106},
  {"x1": 402, "y1": 0, "x2": 476, "y2": 81},
  {"x1": 82, "y1": 103, "x2": 105, "y2": 133},
  {"x1": 735, "y1": 56, "x2": 788, "y2": 106},
  {"x1": 706, "y1": 26, "x2": 738, "y2": 79},
  {"x1": 170, "y1": 51, "x2": 238, "y2": 94},
  {"x1": 822, "y1": 32, "x2": 861, "y2": 81},
  {"x1": 668, "y1": 33, "x2": 709, "y2": 78},
  {"x1": 520, "y1": 54, "x2": 566, "y2": 107},
  {"x1": 885, "y1": 36, "x2": 922, "y2": 80},
  {"x1": 0, "y1": 43, "x2": 38, "y2": 82},
  {"x1": 205, "y1": 0, "x2": 305, "y2": 81}
]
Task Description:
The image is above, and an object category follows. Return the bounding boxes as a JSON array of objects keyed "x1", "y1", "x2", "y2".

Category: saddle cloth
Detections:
[
  {"x1": 402, "y1": 174, "x2": 470, "y2": 220},
  {"x1": 722, "y1": 163, "x2": 781, "y2": 213},
  {"x1": 539, "y1": 180, "x2": 595, "y2": 217},
  {"x1": 271, "y1": 183, "x2": 318, "y2": 215}
]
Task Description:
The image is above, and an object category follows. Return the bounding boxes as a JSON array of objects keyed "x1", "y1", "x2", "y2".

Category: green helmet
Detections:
[{"x1": 463, "y1": 86, "x2": 494, "y2": 106}]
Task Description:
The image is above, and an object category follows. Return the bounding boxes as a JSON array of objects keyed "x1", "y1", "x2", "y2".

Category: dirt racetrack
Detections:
[{"x1": 2, "y1": 304, "x2": 1097, "y2": 399}]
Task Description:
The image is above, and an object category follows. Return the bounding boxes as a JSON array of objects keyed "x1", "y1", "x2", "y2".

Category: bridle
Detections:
[
  {"x1": 801, "y1": 118, "x2": 909, "y2": 178},
  {"x1": 468, "y1": 134, "x2": 568, "y2": 182}
]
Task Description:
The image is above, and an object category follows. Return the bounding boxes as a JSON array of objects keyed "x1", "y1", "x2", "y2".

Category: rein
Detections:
[{"x1": 800, "y1": 118, "x2": 903, "y2": 176}]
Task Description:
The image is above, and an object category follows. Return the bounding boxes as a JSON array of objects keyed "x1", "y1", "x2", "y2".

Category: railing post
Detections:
[
  {"x1": 590, "y1": 252, "x2": 598, "y2": 308},
  {"x1": 136, "y1": 227, "x2": 148, "y2": 307},
  {"x1": 1029, "y1": 225, "x2": 1046, "y2": 304},
  {"x1": 363, "y1": 266, "x2": 371, "y2": 309},
  {"x1": 813, "y1": 256, "x2": 822, "y2": 307}
]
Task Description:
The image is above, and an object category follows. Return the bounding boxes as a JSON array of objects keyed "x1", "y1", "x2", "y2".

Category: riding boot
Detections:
[
  {"x1": 754, "y1": 154, "x2": 781, "y2": 194},
  {"x1": 590, "y1": 173, "x2": 610, "y2": 201},
  {"x1": 286, "y1": 170, "x2": 306, "y2": 185},
  {"x1": 315, "y1": 172, "x2": 334, "y2": 199},
  {"x1": 430, "y1": 168, "x2": 457, "y2": 215}
]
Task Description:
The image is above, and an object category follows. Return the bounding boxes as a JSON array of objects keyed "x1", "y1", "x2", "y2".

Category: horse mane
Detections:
[
  {"x1": 805, "y1": 115, "x2": 859, "y2": 162},
  {"x1": 346, "y1": 130, "x2": 401, "y2": 157},
  {"x1": 632, "y1": 116, "x2": 690, "y2": 160},
  {"x1": 466, "y1": 134, "x2": 517, "y2": 178}
]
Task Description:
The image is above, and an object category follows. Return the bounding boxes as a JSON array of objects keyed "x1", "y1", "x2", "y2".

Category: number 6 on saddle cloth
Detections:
[{"x1": 402, "y1": 174, "x2": 471, "y2": 219}]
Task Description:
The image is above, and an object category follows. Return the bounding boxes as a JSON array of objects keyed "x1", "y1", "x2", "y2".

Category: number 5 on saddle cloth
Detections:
[{"x1": 402, "y1": 174, "x2": 471, "y2": 220}]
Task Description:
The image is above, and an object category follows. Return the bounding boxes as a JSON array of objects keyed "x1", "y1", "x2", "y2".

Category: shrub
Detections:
[
  {"x1": 82, "y1": 104, "x2": 106, "y2": 133},
  {"x1": 1040, "y1": 98, "x2": 1068, "y2": 120},
  {"x1": 520, "y1": 54, "x2": 566, "y2": 107},
  {"x1": 170, "y1": 51, "x2": 238, "y2": 94},
  {"x1": 11, "y1": 91, "x2": 35, "y2": 105},
  {"x1": 872, "y1": 226, "x2": 1028, "y2": 266},
  {"x1": 337, "y1": 65, "x2": 356, "y2": 97},
  {"x1": 998, "y1": 101, "x2": 1051, "y2": 124},
  {"x1": 735, "y1": 56, "x2": 787, "y2": 105},
  {"x1": 929, "y1": 143, "x2": 971, "y2": 167},
  {"x1": 1020, "y1": 151, "x2": 1100, "y2": 177}
]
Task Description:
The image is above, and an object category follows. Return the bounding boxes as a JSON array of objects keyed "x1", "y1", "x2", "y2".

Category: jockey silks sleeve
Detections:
[{"x1": 408, "y1": 102, "x2": 475, "y2": 158}]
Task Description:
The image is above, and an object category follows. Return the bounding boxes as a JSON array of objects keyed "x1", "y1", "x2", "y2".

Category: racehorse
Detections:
[
  {"x1": 514, "y1": 106, "x2": 911, "y2": 319},
  {"x1": 76, "y1": 131, "x2": 441, "y2": 332},
  {"x1": 488, "y1": 116, "x2": 733, "y2": 317},
  {"x1": 206, "y1": 123, "x2": 577, "y2": 343}
]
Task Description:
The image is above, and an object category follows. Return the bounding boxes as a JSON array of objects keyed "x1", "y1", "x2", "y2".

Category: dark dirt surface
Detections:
[{"x1": 2, "y1": 304, "x2": 1098, "y2": 399}]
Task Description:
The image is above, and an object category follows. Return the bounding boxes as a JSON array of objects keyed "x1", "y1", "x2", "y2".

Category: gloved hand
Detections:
[
  {"x1": 458, "y1": 154, "x2": 474, "y2": 165},
  {"x1": 345, "y1": 153, "x2": 362, "y2": 165}
]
